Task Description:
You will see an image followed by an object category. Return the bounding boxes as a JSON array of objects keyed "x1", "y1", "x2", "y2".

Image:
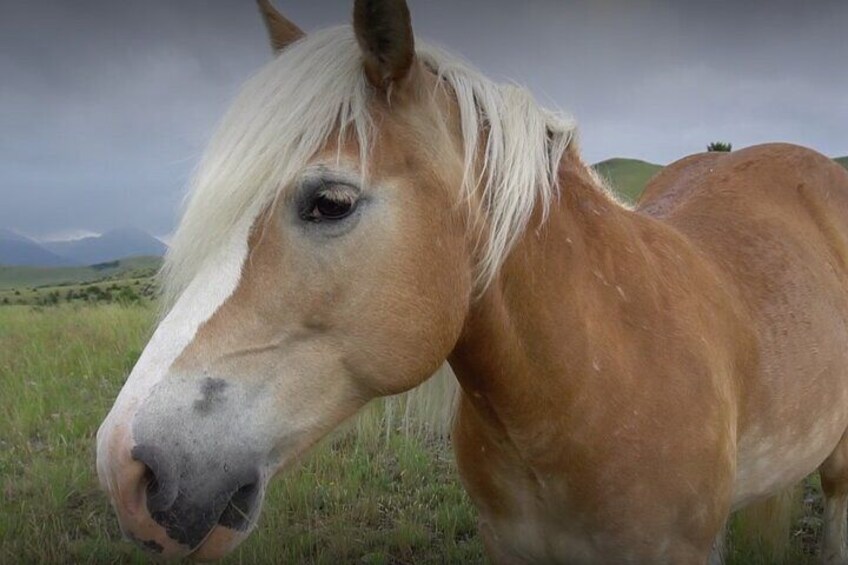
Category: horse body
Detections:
[
  {"x1": 643, "y1": 145, "x2": 848, "y2": 508},
  {"x1": 95, "y1": 1, "x2": 848, "y2": 562},
  {"x1": 450, "y1": 144, "x2": 848, "y2": 562}
]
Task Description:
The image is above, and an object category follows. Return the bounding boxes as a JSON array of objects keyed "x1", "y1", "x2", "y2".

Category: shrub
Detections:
[
  {"x1": 707, "y1": 141, "x2": 732, "y2": 152},
  {"x1": 116, "y1": 287, "x2": 141, "y2": 306}
]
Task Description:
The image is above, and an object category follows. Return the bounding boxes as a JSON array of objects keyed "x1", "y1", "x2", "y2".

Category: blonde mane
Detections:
[{"x1": 161, "y1": 25, "x2": 576, "y2": 308}]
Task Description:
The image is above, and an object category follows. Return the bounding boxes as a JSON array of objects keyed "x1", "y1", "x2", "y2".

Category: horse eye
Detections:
[{"x1": 301, "y1": 185, "x2": 358, "y2": 222}]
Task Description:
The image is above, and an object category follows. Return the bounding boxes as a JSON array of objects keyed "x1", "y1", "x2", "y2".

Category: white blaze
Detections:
[{"x1": 96, "y1": 213, "x2": 256, "y2": 489}]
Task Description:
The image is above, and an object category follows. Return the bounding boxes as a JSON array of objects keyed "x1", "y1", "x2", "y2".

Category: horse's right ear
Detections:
[
  {"x1": 353, "y1": 0, "x2": 415, "y2": 89},
  {"x1": 257, "y1": 0, "x2": 305, "y2": 53}
]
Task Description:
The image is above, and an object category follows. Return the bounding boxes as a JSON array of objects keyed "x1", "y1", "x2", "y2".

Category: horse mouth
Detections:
[
  {"x1": 122, "y1": 467, "x2": 263, "y2": 560},
  {"x1": 217, "y1": 482, "x2": 261, "y2": 532}
]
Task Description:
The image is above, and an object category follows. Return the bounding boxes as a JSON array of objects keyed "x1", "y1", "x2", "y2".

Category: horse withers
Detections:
[{"x1": 96, "y1": 0, "x2": 848, "y2": 562}]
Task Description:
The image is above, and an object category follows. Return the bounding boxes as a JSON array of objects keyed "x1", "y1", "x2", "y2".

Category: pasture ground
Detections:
[
  {"x1": 0, "y1": 304, "x2": 828, "y2": 563},
  {"x1": 0, "y1": 305, "x2": 480, "y2": 563}
]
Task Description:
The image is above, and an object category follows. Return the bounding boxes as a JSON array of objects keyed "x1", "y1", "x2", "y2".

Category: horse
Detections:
[{"x1": 96, "y1": 0, "x2": 848, "y2": 562}]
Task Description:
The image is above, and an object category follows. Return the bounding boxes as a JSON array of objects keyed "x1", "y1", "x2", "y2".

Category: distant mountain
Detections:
[
  {"x1": 836, "y1": 156, "x2": 848, "y2": 171},
  {"x1": 42, "y1": 227, "x2": 167, "y2": 265},
  {"x1": 593, "y1": 158, "x2": 663, "y2": 203},
  {"x1": 0, "y1": 229, "x2": 76, "y2": 267}
]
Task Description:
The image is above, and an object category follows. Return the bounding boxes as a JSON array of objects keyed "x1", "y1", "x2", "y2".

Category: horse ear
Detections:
[
  {"x1": 257, "y1": 0, "x2": 305, "y2": 53},
  {"x1": 353, "y1": 0, "x2": 415, "y2": 89}
]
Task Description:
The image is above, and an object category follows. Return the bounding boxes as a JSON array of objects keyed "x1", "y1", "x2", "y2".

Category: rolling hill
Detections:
[
  {"x1": 592, "y1": 158, "x2": 663, "y2": 203},
  {"x1": 0, "y1": 229, "x2": 76, "y2": 267},
  {"x1": 836, "y1": 156, "x2": 847, "y2": 170},
  {"x1": 0, "y1": 256, "x2": 162, "y2": 290},
  {"x1": 42, "y1": 227, "x2": 166, "y2": 265}
]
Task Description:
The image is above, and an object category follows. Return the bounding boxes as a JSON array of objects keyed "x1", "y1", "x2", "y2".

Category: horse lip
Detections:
[
  {"x1": 180, "y1": 479, "x2": 263, "y2": 558},
  {"x1": 125, "y1": 532, "x2": 165, "y2": 555}
]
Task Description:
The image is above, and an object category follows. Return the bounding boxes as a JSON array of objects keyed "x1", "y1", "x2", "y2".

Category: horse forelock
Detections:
[{"x1": 160, "y1": 25, "x2": 578, "y2": 311}]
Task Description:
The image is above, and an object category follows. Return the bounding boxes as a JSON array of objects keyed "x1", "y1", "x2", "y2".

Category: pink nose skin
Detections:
[
  {"x1": 100, "y1": 427, "x2": 192, "y2": 559},
  {"x1": 100, "y1": 427, "x2": 257, "y2": 560}
]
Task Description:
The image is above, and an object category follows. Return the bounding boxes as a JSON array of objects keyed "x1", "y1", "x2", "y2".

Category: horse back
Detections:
[
  {"x1": 638, "y1": 143, "x2": 848, "y2": 504},
  {"x1": 638, "y1": 143, "x2": 848, "y2": 281}
]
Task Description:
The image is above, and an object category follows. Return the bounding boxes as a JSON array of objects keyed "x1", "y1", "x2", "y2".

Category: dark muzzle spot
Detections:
[{"x1": 193, "y1": 378, "x2": 228, "y2": 415}]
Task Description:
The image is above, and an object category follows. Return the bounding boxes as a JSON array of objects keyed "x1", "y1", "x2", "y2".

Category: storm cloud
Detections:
[{"x1": 1, "y1": 0, "x2": 846, "y2": 239}]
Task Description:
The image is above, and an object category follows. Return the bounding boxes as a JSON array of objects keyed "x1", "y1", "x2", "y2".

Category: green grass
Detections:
[
  {"x1": 593, "y1": 157, "x2": 663, "y2": 203},
  {"x1": 0, "y1": 304, "x2": 830, "y2": 563},
  {"x1": 836, "y1": 156, "x2": 848, "y2": 171},
  {"x1": 0, "y1": 305, "x2": 153, "y2": 563},
  {"x1": 0, "y1": 304, "x2": 481, "y2": 563},
  {"x1": 0, "y1": 255, "x2": 162, "y2": 290}
]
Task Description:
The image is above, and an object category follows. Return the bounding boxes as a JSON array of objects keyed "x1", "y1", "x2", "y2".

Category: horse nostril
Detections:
[
  {"x1": 141, "y1": 464, "x2": 165, "y2": 510},
  {"x1": 140, "y1": 463, "x2": 155, "y2": 493},
  {"x1": 131, "y1": 444, "x2": 178, "y2": 514},
  {"x1": 218, "y1": 482, "x2": 260, "y2": 531}
]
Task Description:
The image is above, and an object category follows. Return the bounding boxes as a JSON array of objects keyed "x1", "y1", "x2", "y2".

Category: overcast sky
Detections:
[{"x1": 1, "y1": 0, "x2": 846, "y2": 241}]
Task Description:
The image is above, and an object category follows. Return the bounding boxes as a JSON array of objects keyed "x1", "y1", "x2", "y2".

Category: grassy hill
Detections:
[
  {"x1": 0, "y1": 255, "x2": 161, "y2": 290},
  {"x1": 836, "y1": 156, "x2": 848, "y2": 170},
  {"x1": 593, "y1": 158, "x2": 663, "y2": 203}
]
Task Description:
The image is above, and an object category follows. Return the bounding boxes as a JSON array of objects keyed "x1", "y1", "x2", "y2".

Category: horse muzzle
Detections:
[
  {"x1": 98, "y1": 421, "x2": 267, "y2": 560},
  {"x1": 96, "y1": 374, "x2": 278, "y2": 560}
]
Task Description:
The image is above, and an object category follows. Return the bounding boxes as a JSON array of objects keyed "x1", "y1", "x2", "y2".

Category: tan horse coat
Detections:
[{"x1": 451, "y1": 144, "x2": 848, "y2": 562}]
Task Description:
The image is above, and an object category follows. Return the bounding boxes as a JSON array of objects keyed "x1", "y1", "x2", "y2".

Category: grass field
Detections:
[
  {"x1": 0, "y1": 302, "x2": 831, "y2": 563},
  {"x1": 0, "y1": 304, "x2": 482, "y2": 563}
]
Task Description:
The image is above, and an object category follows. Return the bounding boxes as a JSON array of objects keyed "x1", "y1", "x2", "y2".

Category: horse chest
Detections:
[
  {"x1": 453, "y1": 400, "x2": 724, "y2": 563},
  {"x1": 482, "y1": 515, "x2": 599, "y2": 564},
  {"x1": 472, "y1": 474, "x2": 599, "y2": 563},
  {"x1": 456, "y1": 438, "x2": 629, "y2": 564},
  {"x1": 468, "y1": 471, "x2": 675, "y2": 564}
]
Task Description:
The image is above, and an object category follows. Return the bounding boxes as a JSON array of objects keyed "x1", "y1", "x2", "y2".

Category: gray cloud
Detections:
[{"x1": 1, "y1": 0, "x2": 846, "y2": 239}]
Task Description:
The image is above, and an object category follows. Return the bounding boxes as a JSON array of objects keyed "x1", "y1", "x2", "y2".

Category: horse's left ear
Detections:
[
  {"x1": 257, "y1": 0, "x2": 305, "y2": 54},
  {"x1": 353, "y1": 0, "x2": 415, "y2": 89}
]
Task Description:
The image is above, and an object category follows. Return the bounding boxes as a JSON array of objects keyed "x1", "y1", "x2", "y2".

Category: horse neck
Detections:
[{"x1": 448, "y1": 145, "x2": 647, "y2": 441}]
